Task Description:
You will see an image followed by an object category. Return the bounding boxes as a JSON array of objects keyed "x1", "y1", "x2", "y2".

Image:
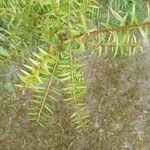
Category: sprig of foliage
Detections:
[
  {"x1": 58, "y1": 48, "x2": 88, "y2": 131},
  {"x1": 1, "y1": 0, "x2": 150, "y2": 131}
]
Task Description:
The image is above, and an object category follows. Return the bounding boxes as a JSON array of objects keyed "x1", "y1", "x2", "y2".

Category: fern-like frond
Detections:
[
  {"x1": 58, "y1": 49, "x2": 88, "y2": 131},
  {"x1": 18, "y1": 47, "x2": 61, "y2": 123},
  {"x1": 28, "y1": 60, "x2": 60, "y2": 124},
  {"x1": 88, "y1": 31, "x2": 143, "y2": 56},
  {"x1": 36, "y1": 61, "x2": 58, "y2": 123},
  {"x1": 18, "y1": 47, "x2": 56, "y2": 94},
  {"x1": 72, "y1": 4, "x2": 150, "y2": 57}
]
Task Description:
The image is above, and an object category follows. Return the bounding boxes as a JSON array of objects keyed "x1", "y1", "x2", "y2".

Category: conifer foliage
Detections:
[{"x1": 0, "y1": 0, "x2": 150, "y2": 131}]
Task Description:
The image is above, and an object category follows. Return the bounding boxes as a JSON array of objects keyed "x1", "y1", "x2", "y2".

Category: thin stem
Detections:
[
  {"x1": 36, "y1": 61, "x2": 58, "y2": 123},
  {"x1": 72, "y1": 21, "x2": 150, "y2": 39}
]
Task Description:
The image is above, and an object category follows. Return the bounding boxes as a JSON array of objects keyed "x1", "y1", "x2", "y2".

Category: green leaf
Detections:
[
  {"x1": 139, "y1": 27, "x2": 148, "y2": 43},
  {"x1": 80, "y1": 13, "x2": 88, "y2": 31},
  {"x1": 0, "y1": 46, "x2": 9, "y2": 57},
  {"x1": 44, "y1": 105, "x2": 53, "y2": 114},
  {"x1": 111, "y1": 9, "x2": 124, "y2": 23}
]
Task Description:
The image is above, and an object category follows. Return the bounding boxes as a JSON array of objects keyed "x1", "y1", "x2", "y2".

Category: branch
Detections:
[
  {"x1": 72, "y1": 21, "x2": 150, "y2": 39},
  {"x1": 36, "y1": 61, "x2": 58, "y2": 123}
]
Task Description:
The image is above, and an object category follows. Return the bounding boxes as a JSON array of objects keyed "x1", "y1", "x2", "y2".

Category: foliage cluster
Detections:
[{"x1": 0, "y1": 0, "x2": 150, "y2": 132}]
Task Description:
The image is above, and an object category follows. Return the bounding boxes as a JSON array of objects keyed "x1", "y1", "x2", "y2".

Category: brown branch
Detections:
[
  {"x1": 72, "y1": 21, "x2": 150, "y2": 39},
  {"x1": 36, "y1": 61, "x2": 58, "y2": 123}
]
